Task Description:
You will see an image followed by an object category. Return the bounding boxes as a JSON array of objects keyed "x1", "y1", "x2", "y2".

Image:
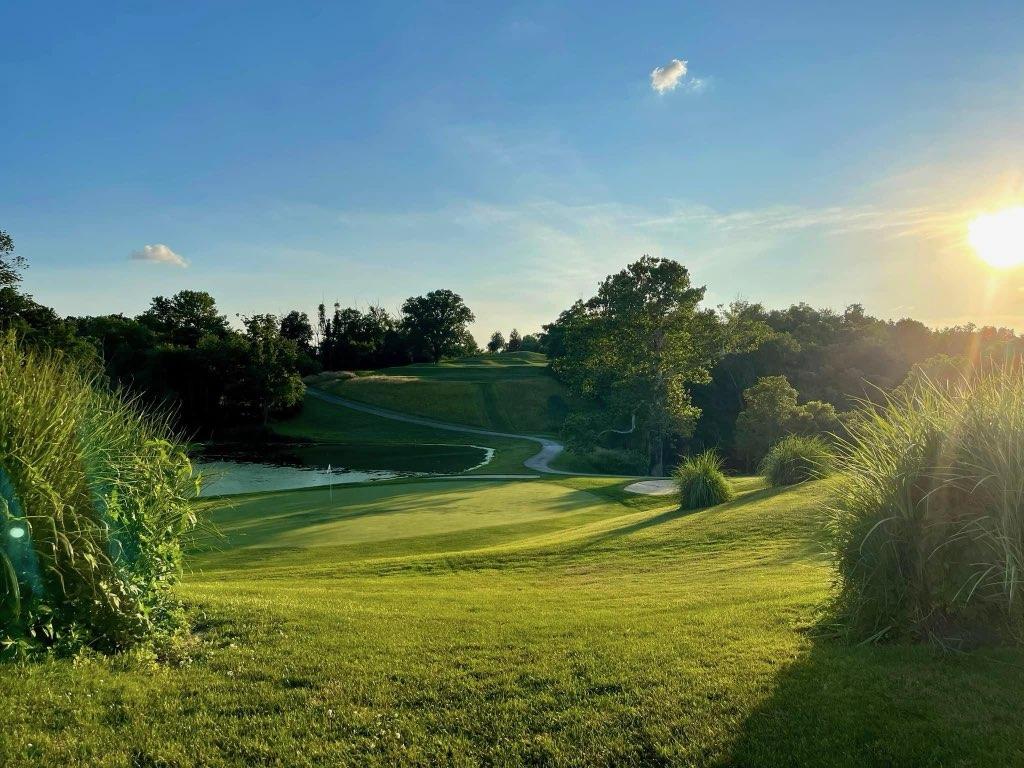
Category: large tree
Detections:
[
  {"x1": 401, "y1": 289, "x2": 476, "y2": 363},
  {"x1": 550, "y1": 257, "x2": 769, "y2": 474}
]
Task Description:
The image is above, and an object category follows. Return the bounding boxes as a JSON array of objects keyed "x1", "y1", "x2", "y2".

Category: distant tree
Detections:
[
  {"x1": 280, "y1": 311, "x2": 314, "y2": 352},
  {"x1": 72, "y1": 314, "x2": 157, "y2": 386},
  {"x1": 139, "y1": 290, "x2": 229, "y2": 347},
  {"x1": 0, "y1": 229, "x2": 25, "y2": 287},
  {"x1": 453, "y1": 328, "x2": 481, "y2": 357},
  {"x1": 734, "y1": 376, "x2": 798, "y2": 463},
  {"x1": 279, "y1": 310, "x2": 320, "y2": 375},
  {"x1": 520, "y1": 333, "x2": 541, "y2": 352},
  {"x1": 895, "y1": 353, "x2": 971, "y2": 395},
  {"x1": 487, "y1": 331, "x2": 506, "y2": 353},
  {"x1": 507, "y1": 328, "x2": 522, "y2": 352},
  {"x1": 238, "y1": 314, "x2": 305, "y2": 424},
  {"x1": 401, "y1": 289, "x2": 476, "y2": 363},
  {"x1": 733, "y1": 375, "x2": 840, "y2": 466},
  {"x1": 0, "y1": 232, "x2": 90, "y2": 356}
]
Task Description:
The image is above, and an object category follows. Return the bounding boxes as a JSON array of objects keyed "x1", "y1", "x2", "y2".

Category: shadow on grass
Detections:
[
  {"x1": 723, "y1": 634, "x2": 1024, "y2": 767},
  {"x1": 572, "y1": 484, "x2": 794, "y2": 553}
]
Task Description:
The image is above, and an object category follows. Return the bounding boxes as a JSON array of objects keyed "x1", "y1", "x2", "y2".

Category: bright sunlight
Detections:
[{"x1": 968, "y1": 206, "x2": 1024, "y2": 268}]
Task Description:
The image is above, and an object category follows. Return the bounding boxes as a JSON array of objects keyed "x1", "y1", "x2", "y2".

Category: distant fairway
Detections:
[
  {"x1": 306, "y1": 352, "x2": 569, "y2": 435},
  {"x1": 6, "y1": 475, "x2": 1024, "y2": 766},
  {"x1": 271, "y1": 392, "x2": 543, "y2": 475},
  {"x1": 273, "y1": 355, "x2": 597, "y2": 475}
]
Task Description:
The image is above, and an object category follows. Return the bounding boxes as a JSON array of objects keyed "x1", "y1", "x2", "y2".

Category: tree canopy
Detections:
[
  {"x1": 548, "y1": 256, "x2": 768, "y2": 473},
  {"x1": 401, "y1": 289, "x2": 476, "y2": 363}
]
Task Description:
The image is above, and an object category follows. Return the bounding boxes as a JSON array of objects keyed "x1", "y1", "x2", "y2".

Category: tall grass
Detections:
[
  {"x1": 760, "y1": 435, "x2": 833, "y2": 487},
  {"x1": 674, "y1": 450, "x2": 733, "y2": 510},
  {"x1": 0, "y1": 334, "x2": 198, "y2": 655},
  {"x1": 828, "y1": 363, "x2": 1024, "y2": 645}
]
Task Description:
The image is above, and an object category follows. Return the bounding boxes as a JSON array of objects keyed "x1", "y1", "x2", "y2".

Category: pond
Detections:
[{"x1": 195, "y1": 442, "x2": 493, "y2": 497}]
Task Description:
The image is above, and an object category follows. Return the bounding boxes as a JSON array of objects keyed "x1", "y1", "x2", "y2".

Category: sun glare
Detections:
[{"x1": 968, "y1": 206, "x2": 1024, "y2": 268}]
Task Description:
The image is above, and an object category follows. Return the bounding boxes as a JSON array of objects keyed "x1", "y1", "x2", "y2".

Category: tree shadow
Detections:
[{"x1": 723, "y1": 633, "x2": 1024, "y2": 766}]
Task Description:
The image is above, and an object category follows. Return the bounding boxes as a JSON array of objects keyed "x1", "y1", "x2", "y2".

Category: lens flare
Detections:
[
  {"x1": 9, "y1": 526, "x2": 25, "y2": 539},
  {"x1": 968, "y1": 206, "x2": 1024, "y2": 268}
]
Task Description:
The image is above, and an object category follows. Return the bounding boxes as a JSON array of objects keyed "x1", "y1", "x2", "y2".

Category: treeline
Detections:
[
  {"x1": 542, "y1": 256, "x2": 1024, "y2": 473},
  {"x1": 304, "y1": 289, "x2": 479, "y2": 371},
  {"x1": 485, "y1": 328, "x2": 542, "y2": 354},
  {"x1": 0, "y1": 231, "x2": 479, "y2": 435}
]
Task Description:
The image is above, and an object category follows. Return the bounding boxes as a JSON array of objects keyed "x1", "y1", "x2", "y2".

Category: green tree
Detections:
[
  {"x1": 734, "y1": 375, "x2": 840, "y2": 466},
  {"x1": 551, "y1": 257, "x2": 758, "y2": 474},
  {"x1": 487, "y1": 331, "x2": 505, "y2": 353},
  {"x1": 280, "y1": 310, "x2": 314, "y2": 352},
  {"x1": 139, "y1": 290, "x2": 229, "y2": 347},
  {"x1": 239, "y1": 314, "x2": 305, "y2": 424},
  {"x1": 520, "y1": 333, "x2": 541, "y2": 352},
  {"x1": 507, "y1": 328, "x2": 522, "y2": 352},
  {"x1": 0, "y1": 229, "x2": 25, "y2": 287},
  {"x1": 401, "y1": 289, "x2": 476, "y2": 363}
]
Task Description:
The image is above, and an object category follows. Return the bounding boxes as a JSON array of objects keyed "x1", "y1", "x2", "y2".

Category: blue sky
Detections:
[{"x1": 3, "y1": 1, "x2": 1024, "y2": 339}]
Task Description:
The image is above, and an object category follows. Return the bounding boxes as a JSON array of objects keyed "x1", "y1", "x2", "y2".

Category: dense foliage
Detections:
[
  {"x1": 544, "y1": 260, "x2": 1024, "y2": 471},
  {"x1": 545, "y1": 257, "x2": 768, "y2": 474},
  {"x1": 0, "y1": 335, "x2": 198, "y2": 655},
  {"x1": 828, "y1": 364, "x2": 1024, "y2": 645},
  {"x1": 674, "y1": 450, "x2": 733, "y2": 510},
  {"x1": 760, "y1": 435, "x2": 834, "y2": 487},
  {"x1": 734, "y1": 376, "x2": 841, "y2": 467}
]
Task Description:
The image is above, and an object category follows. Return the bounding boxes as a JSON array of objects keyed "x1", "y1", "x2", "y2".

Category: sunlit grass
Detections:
[{"x1": 5, "y1": 475, "x2": 1024, "y2": 765}]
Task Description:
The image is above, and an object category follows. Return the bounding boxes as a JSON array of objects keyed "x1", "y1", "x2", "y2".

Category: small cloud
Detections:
[
  {"x1": 130, "y1": 243, "x2": 188, "y2": 267},
  {"x1": 650, "y1": 58, "x2": 687, "y2": 93}
]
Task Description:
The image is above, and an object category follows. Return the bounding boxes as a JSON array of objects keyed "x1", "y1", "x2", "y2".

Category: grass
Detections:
[
  {"x1": 310, "y1": 351, "x2": 569, "y2": 435},
  {"x1": 271, "y1": 395, "x2": 540, "y2": 475},
  {"x1": 5, "y1": 474, "x2": 1024, "y2": 765},
  {"x1": 674, "y1": 450, "x2": 733, "y2": 510},
  {"x1": 0, "y1": 334, "x2": 196, "y2": 653},
  {"x1": 760, "y1": 435, "x2": 834, "y2": 487},
  {"x1": 830, "y1": 363, "x2": 1024, "y2": 644}
]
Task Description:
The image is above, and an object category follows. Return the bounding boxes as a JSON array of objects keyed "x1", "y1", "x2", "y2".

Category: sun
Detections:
[{"x1": 968, "y1": 206, "x2": 1024, "y2": 268}]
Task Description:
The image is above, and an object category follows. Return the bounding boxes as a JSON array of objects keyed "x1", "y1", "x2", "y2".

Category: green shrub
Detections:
[
  {"x1": 585, "y1": 447, "x2": 646, "y2": 475},
  {"x1": 674, "y1": 450, "x2": 733, "y2": 510},
  {"x1": 760, "y1": 435, "x2": 833, "y2": 486},
  {"x1": 0, "y1": 335, "x2": 198, "y2": 655},
  {"x1": 828, "y1": 363, "x2": 1024, "y2": 645}
]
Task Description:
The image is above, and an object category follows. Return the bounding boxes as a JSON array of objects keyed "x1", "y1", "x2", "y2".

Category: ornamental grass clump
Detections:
[
  {"x1": 0, "y1": 334, "x2": 198, "y2": 655},
  {"x1": 674, "y1": 450, "x2": 733, "y2": 511},
  {"x1": 828, "y1": 363, "x2": 1024, "y2": 645},
  {"x1": 760, "y1": 435, "x2": 834, "y2": 487}
]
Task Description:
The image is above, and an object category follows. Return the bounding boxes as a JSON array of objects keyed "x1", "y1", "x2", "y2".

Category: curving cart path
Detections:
[
  {"x1": 306, "y1": 387, "x2": 574, "y2": 474},
  {"x1": 306, "y1": 388, "x2": 674, "y2": 495}
]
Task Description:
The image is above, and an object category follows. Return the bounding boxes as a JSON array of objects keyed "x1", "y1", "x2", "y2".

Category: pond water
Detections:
[{"x1": 195, "y1": 442, "x2": 493, "y2": 497}]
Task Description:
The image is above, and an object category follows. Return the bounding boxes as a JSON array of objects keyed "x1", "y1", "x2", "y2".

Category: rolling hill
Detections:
[
  {"x1": 5, "y1": 475, "x2": 1023, "y2": 766},
  {"x1": 303, "y1": 352, "x2": 569, "y2": 436}
]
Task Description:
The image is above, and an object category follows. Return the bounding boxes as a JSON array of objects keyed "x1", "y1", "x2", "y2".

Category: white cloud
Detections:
[
  {"x1": 130, "y1": 243, "x2": 188, "y2": 267},
  {"x1": 650, "y1": 58, "x2": 688, "y2": 93}
]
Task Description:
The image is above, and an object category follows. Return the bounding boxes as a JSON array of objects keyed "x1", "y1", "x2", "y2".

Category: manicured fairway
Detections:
[
  {"x1": 308, "y1": 352, "x2": 569, "y2": 435},
  {"x1": 4, "y1": 476, "x2": 1024, "y2": 766},
  {"x1": 271, "y1": 395, "x2": 542, "y2": 475}
]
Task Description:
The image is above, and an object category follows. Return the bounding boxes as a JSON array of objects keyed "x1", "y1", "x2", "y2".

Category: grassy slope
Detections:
[
  {"x1": 5, "y1": 477, "x2": 1024, "y2": 766},
  {"x1": 309, "y1": 352, "x2": 567, "y2": 435},
  {"x1": 271, "y1": 394, "x2": 539, "y2": 475}
]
